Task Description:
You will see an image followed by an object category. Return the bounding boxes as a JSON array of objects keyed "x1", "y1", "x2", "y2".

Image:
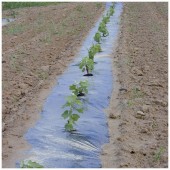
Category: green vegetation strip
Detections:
[{"x1": 2, "y1": 2, "x2": 60, "y2": 10}]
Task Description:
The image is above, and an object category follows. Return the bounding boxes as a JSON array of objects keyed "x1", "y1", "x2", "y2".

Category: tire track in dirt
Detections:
[{"x1": 101, "y1": 2, "x2": 168, "y2": 168}]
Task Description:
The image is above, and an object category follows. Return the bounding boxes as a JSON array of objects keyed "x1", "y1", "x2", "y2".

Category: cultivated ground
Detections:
[
  {"x1": 2, "y1": 2, "x2": 168, "y2": 168},
  {"x1": 101, "y1": 2, "x2": 168, "y2": 168},
  {"x1": 2, "y1": 3, "x2": 105, "y2": 167}
]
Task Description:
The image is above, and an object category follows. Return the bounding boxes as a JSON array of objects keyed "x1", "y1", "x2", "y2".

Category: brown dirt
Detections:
[
  {"x1": 2, "y1": 2, "x2": 105, "y2": 168},
  {"x1": 101, "y1": 2, "x2": 168, "y2": 168}
]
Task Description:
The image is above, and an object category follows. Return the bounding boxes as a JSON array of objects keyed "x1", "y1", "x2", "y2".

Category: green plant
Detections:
[
  {"x1": 109, "y1": 6, "x2": 114, "y2": 16},
  {"x1": 79, "y1": 57, "x2": 94, "y2": 75},
  {"x1": 37, "y1": 71, "x2": 49, "y2": 80},
  {"x1": 154, "y1": 147, "x2": 165, "y2": 162},
  {"x1": 20, "y1": 160, "x2": 44, "y2": 168},
  {"x1": 98, "y1": 22, "x2": 109, "y2": 37},
  {"x1": 62, "y1": 94, "x2": 84, "y2": 131},
  {"x1": 111, "y1": 2, "x2": 115, "y2": 8},
  {"x1": 6, "y1": 24, "x2": 25, "y2": 35},
  {"x1": 94, "y1": 44, "x2": 102, "y2": 52},
  {"x1": 88, "y1": 44, "x2": 102, "y2": 60},
  {"x1": 94, "y1": 32, "x2": 101, "y2": 43},
  {"x1": 127, "y1": 100, "x2": 133, "y2": 107},
  {"x1": 69, "y1": 80, "x2": 89, "y2": 96},
  {"x1": 131, "y1": 87, "x2": 145, "y2": 99},
  {"x1": 102, "y1": 15, "x2": 110, "y2": 24},
  {"x1": 2, "y1": 2, "x2": 60, "y2": 10}
]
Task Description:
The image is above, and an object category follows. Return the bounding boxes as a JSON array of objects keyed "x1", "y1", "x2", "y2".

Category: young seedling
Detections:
[
  {"x1": 94, "y1": 44, "x2": 102, "y2": 53},
  {"x1": 94, "y1": 32, "x2": 101, "y2": 43},
  {"x1": 102, "y1": 15, "x2": 110, "y2": 24},
  {"x1": 153, "y1": 147, "x2": 165, "y2": 162},
  {"x1": 20, "y1": 160, "x2": 44, "y2": 168},
  {"x1": 98, "y1": 22, "x2": 109, "y2": 37},
  {"x1": 109, "y1": 6, "x2": 114, "y2": 16},
  {"x1": 62, "y1": 94, "x2": 84, "y2": 131},
  {"x1": 79, "y1": 57, "x2": 94, "y2": 76},
  {"x1": 88, "y1": 44, "x2": 102, "y2": 60},
  {"x1": 69, "y1": 80, "x2": 89, "y2": 96}
]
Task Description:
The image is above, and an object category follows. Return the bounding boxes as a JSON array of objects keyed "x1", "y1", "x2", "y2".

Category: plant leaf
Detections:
[
  {"x1": 75, "y1": 99, "x2": 82, "y2": 105},
  {"x1": 69, "y1": 84, "x2": 76, "y2": 90},
  {"x1": 76, "y1": 108, "x2": 84, "y2": 113},
  {"x1": 20, "y1": 160, "x2": 44, "y2": 168},
  {"x1": 65, "y1": 123, "x2": 74, "y2": 131},
  {"x1": 62, "y1": 110, "x2": 69, "y2": 119},
  {"x1": 71, "y1": 114, "x2": 80, "y2": 121}
]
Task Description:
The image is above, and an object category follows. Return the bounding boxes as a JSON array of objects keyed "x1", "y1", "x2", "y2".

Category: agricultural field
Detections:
[{"x1": 2, "y1": 2, "x2": 168, "y2": 168}]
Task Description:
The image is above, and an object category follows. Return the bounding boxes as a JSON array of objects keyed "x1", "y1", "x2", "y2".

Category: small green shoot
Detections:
[
  {"x1": 127, "y1": 100, "x2": 133, "y2": 107},
  {"x1": 154, "y1": 147, "x2": 165, "y2": 162},
  {"x1": 20, "y1": 160, "x2": 44, "y2": 168},
  {"x1": 69, "y1": 80, "x2": 89, "y2": 96},
  {"x1": 79, "y1": 57, "x2": 94, "y2": 75},
  {"x1": 131, "y1": 87, "x2": 145, "y2": 99},
  {"x1": 94, "y1": 32, "x2": 101, "y2": 43},
  {"x1": 109, "y1": 6, "x2": 114, "y2": 16},
  {"x1": 62, "y1": 94, "x2": 84, "y2": 131}
]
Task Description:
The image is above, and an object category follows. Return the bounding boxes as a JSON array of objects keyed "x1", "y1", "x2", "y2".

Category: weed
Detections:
[
  {"x1": 126, "y1": 57, "x2": 133, "y2": 67},
  {"x1": 151, "y1": 120, "x2": 158, "y2": 129},
  {"x1": 154, "y1": 147, "x2": 165, "y2": 162},
  {"x1": 20, "y1": 160, "x2": 44, "y2": 168},
  {"x1": 69, "y1": 80, "x2": 89, "y2": 96},
  {"x1": 127, "y1": 100, "x2": 133, "y2": 107},
  {"x1": 131, "y1": 87, "x2": 145, "y2": 99},
  {"x1": 79, "y1": 57, "x2": 94, "y2": 75},
  {"x1": 94, "y1": 32, "x2": 101, "y2": 43},
  {"x1": 5, "y1": 24, "x2": 25, "y2": 35},
  {"x1": 9, "y1": 54, "x2": 21, "y2": 71},
  {"x1": 62, "y1": 94, "x2": 84, "y2": 131},
  {"x1": 37, "y1": 71, "x2": 48, "y2": 80}
]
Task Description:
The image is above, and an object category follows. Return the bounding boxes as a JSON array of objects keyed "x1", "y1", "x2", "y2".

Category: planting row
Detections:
[
  {"x1": 61, "y1": 3, "x2": 115, "y2": 132},
  {"x1": 20, "y1": 3, "x2": 115, "y2": 168}
]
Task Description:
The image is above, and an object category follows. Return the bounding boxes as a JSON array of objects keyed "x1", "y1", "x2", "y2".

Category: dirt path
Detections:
[
  {"x1": 2, "y1": 3, "x2": 105, "y2": 167},
  {"x1": 101, "y1": 2, "x2": 168, "y2": 168}
]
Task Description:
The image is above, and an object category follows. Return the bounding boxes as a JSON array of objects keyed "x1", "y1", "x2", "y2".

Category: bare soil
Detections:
[
  {"x1": 2, "y1": 3, "x2": 105, "y2": 168},
  {"x1": 101, "y1": 2, "x2": 168, "y2": 168}
]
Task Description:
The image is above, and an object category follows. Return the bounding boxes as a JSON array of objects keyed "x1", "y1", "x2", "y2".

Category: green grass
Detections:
[
  {"x1": 5, "y1": 24, "x2": 26, "y2": 35},
  {"x1": 154, "y1": 147, "x2": 165, "y2": 162},
  {"x1": 2, "y1": 2, "x2": 60, "y2": 10},
  {"x1": 131, "y1": 87, "x2": 145, "y2": 99}
]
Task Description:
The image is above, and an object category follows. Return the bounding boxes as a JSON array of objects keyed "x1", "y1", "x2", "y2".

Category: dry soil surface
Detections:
[
  {"x1": 101, "y1": 2, "x2": 168, "y2": 168},
  {"x1": 2, "y1": 3, "x2": 105, "y2": 167}
]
